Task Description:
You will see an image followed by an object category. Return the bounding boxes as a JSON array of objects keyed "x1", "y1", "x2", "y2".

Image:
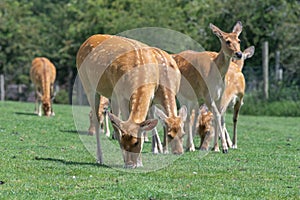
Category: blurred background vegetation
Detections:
[{"x1": 0, "y1": 0, "x2": 299, "y2": 115}]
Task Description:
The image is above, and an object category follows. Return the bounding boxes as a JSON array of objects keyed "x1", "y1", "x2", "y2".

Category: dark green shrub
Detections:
[
  {"x1": 54, "y1": 89, "x2": 69, "y2": 104},
  {"x1": 241, "y1": 95, "x2": 300, "y2": 116}
]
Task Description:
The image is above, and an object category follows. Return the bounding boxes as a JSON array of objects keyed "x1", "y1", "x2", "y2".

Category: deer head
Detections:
[
  {"x1": 108, "y1": 112, "x2": 158, "y2": 168},
  {"x1": 210, "y1": 21, "x2": 243, "y2": 60},
  {"x1": 42, "y1": 97, "x2": 52, "y2": 116},
  {"x1": 154, "y1": 105, "x2": 187, "y2": 154},
  {"x1": 232, "y1": 46, "x2": 255, "y2": 71},
  {"x1": 36, "y1": 91, "x2": 51, "y2": 117}
]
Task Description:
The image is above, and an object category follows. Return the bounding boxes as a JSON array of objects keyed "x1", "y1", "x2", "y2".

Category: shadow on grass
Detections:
[
  {"x1": 34, "y1": 156, "x2": 110, "y2": 168},
  {"x1": 60, "y1": 129, "x2": 90, "y2": 135},
  {"x1": 15, "y1": 112, "x2": 36, "y2": 116}
]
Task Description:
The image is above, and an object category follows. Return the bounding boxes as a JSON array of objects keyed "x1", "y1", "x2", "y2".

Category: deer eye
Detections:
[
  {"x1": 134, "y1": 141, "x2": 139, "y2": 146},
  {"x1": 226, "y1": 40, "x2": 231, "y2": 45}
]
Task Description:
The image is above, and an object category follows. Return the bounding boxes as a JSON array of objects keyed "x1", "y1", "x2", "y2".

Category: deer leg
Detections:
[
  {"x1": 222, "y1": 115, "x2": 232, "y2": 148},
  {"x1": 94, "y1": 93, "x2": 103, "y2": 164},
  {"x1": 192, "y1": 109, "x2": 199, "y2": 137},
  {"x1": 50, "y1": 106, "x2": 55, "y2": 116},
  {"x1": 88, "y1": 110, "x2": 96, "y2": 135},
  {"x1": 163, "y1": 126, "x2": 169, "y2": 154},
  {"x1": 224, "y1": 124, "x2": 232, "y2": 148},
  {"x1": 232, "y1": 100, "x2": 242, "y2": 149},
  {"x1": 104, "y1": 111, "x2": 111, "y2": 137},
  {"x1": 50, "y1": 83, "x2": 55, "y2": 116},
  {"x1": 34, "y1": 90, "x2": 39, "y2": 114},
  {"x1": 35, "y1": 88, "x2": 42, "y2": 116},
  {"x1": 37, "y1": 96, "x2": 42, "y2": 117},
  {"x1": 152, "y1": 128, "x2": 163, "y2": 154},
  {"x1": 110, "y1": 97, "x2": 121, "y2": 140},
  {"x1": 143, "y1": 132, "x2": 150, "y2": 143},
  {"x1": 211, "y1": 101, "x2": 228, "y2": 153},
  {"x1": 149, "y1": 106, "x2": 163, "y2": 154},
  {"x1": 98, "y1": 107, "x2": 105, "y2": 134},
  {"x1": 186, "y1": 112, "x2": 195, "y2": 152}
]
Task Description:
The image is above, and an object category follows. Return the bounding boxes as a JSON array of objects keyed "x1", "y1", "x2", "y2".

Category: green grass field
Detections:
[{"x1": 0, "y1": 101, "x2": 299, "y2": 199}]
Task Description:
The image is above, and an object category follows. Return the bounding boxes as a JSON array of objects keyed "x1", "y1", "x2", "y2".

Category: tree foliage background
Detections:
[{"x1": 0, "y1": 0, "x2": 299, "y2": 103}]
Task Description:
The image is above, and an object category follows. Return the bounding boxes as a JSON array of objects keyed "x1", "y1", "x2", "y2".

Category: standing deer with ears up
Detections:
[
  {"x1": 76, "y1": 34, "x2": 185, "y2": 168},
  {"x1": 173, "y1": 21, "x2": 243, "y2": 153},
  {"x1": 195, "y1": 46, "x2": 255, "y2": 151},
  {"x1": 220, "y1": 46, "x2": 255, "y2": 149},
  {"x1": 30, "y1": 57, "x2": 56, "y2": 117}
]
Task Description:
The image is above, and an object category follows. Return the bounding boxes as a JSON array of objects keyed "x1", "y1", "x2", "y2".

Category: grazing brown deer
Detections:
[
  {"x1": 30, "y1": 57, "x2": 56, "y2": 117},
  {"x1": 197, "y1": 104, "x2": 214, "y2": 150},
  {"x1": 173, "y1": 21, "x2": 243, "y2": 153},
  {"x1": 76, "y1": 34, "x2": 185, "y2": 168}
]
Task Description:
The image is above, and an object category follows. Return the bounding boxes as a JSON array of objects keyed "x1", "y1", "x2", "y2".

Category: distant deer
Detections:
[
  {"x1": 76, "y1": 34, "x2": 185, "y2": 168},
  {"x1": 30, "y1": 57, "x2": 56, "y2": 117},
  {"x1": 173, "y1": 21, "x2": 243, "y2": 153}
]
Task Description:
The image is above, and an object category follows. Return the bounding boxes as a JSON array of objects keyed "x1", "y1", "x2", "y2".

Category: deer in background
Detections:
[
  {"x1": 194, "y1": 46, "x2": 255, "y2": 150},
  {"x1": 30, "y1": 57, "x2": 56, "y2": 117},
  {"x1": 173, "y1": 21, "x2": 243, "y2": 153},
  {"x1": 76, "y1": 34, "x2": 185, "y2": 168}
]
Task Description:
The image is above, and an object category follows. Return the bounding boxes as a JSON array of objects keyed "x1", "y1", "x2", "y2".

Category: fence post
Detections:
[
  {"x1": 275, "y1": 50, "x2": 282, "y2": 81},
  {"x1": 0, "y1": 74, "x2": 4, "y2": 101},
  {"x1": 262, "y1": 41, "x2": 269, "y2": 100}
]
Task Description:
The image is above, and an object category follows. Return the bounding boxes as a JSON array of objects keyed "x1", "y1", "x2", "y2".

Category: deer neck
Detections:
[
  {"x1": 128, "y1": 85, "x2": 155, "y2": 123},
  {"x1": 233, "y1": 59, "x2": 245, "y2": 71},
  {"x1": 214, "y1": 50, "x2": 232, "y2": 78},
  {"x1": 41, "y1": 59, "x2": 51, "y2": 100},
  {"x1": 159, "y1": 88, "x2": 178, "y2": 118}
]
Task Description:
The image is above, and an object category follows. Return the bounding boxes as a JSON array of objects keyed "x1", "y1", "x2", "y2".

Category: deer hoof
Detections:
[
  {"x1": 222, "y1": 149, "x2": 228, "y2": 154},
  {"x1": 200, "y1": 146, "x2": 209, "y2": 151},
  {"x1": 96, "y1": 159, "x2": 103, "y2": 165},
  {"x1": 163, "y1": 150, "x2": 169, "y2": 154},
  {"x1": 212, "y1": 146, "x2": 220, "y2": 152},
  {"x1": 186, "y1": 146, "x2": 195, "y2": 152},
  {"x1": 88, "y1": 131, "x2": 95, "y2": 136}
]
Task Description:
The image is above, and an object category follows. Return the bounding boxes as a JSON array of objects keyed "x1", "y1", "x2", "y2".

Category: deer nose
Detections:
[{"x1": 235, "y1": 52, "x2": 242, "y2": 59}]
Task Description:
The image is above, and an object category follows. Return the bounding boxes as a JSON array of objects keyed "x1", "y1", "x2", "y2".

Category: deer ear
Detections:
[
  {"x1": 154, "y1": 106, "x2": 167, "y2": 123},
  {"x1": 140, "y1": 119, "x2": 158, "y2": 131},
  {"x1": 179, "y1": 105, "x2": 187, "y2": 122},
  {"x1": 232, "y1": 21, "x2": 243, "y2": 36},
  {"x1": 243, "y1": 46, "x2": 255, "y2": 59},
  {"x1": 210, "y1": 23, "x2": 225, "y2": 39},
  {"x1": 108, "y1": 112, "x2": 122, "y2": 129}
]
